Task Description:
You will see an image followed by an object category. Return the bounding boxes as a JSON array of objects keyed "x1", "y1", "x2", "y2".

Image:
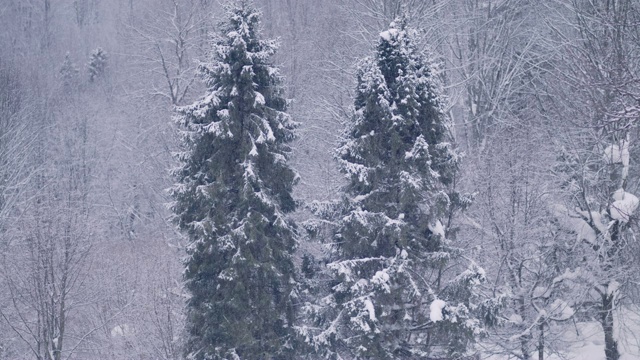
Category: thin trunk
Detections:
[
  {"x1": 519, "y1": 294, "x2": 530, "y2": 360},
  {"x1": 602, "y1": 293, "x2": 619, "y2": 360},
  {"x1": 538, "y1": 322, "x2": 544, "y2": 360},
  {"x1": 601, "y1": 219, "x2": 621, "y2": 360}
]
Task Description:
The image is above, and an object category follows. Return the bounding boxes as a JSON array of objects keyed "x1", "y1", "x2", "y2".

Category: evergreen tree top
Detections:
[
  {"x1": 172, "y1": 0, "x2": 299, "y2": 233},
  {"x1": 340, "y1": 17, "x2": 459, "y2": 195},
  {"x1": 370, "y1": 18, "x2": 448, "y2": 123},
  {"x1": 205, "y1": 2, "x2": 280, "y2": 86},
  {"x1": 175, "y1": 1, "x2": 296, "y2": 144}
]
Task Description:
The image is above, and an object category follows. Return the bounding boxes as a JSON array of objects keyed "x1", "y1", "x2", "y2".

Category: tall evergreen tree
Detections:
[
  {"x1": 60, "y1": 52, "x2": 79, "y2": 91},
  {"x1": 171, "y1": 2, "x2": 299, "y2": 358},
  {"x1": 309, "y1": 19, "x2": 484, "y2": 359},
  {"x1": 87, "y1": 47, "x2": 107, "y2": 82}
]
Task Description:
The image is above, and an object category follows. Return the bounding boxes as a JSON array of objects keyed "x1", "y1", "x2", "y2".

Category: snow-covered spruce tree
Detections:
[
  {"x1": 171, "y1": 2, "x2": 299, "y2": 359},
  {"x1": 311, "y1": 19, "x2": 484, "y2": 359},
  {"x1": 60, "y1": 52, "x2": 79, "y2": 91},
  {"x1": 87, "y1": 47, "x2": 107, "y2": 82}
]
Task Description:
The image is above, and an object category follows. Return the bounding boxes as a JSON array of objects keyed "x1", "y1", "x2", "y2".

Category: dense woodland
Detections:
[{"x1": 1, "y1": 0, "x2": 640, "y2": 359}]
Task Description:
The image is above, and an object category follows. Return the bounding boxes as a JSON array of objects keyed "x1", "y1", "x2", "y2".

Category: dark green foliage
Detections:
[{"x1": 301, "y1": 254, "x2": 316, "y2": 279}]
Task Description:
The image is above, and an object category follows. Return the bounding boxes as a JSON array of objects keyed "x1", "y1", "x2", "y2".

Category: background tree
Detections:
[
  {"x1": 87, "y1": 47, "x2": 107, "y2": 82},
  {"x1": 124, "y1": 0, "x2": 211, "y2": 106},
  {"x1": 441, "y1": 1, "x2": 583, "y2": 359},
  {"x1": 0, "y1": 1, "x2": 186, "y2": 358},
  {"x1": 542, "y1": 1, "x2": 640, "y2": 359}
]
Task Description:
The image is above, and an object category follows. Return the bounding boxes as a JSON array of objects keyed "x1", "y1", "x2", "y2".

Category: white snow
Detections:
[
  {"x1": 344, "y1": 208, "x2": 370, "y2": 226},
  {"x1": 552, "y1": 267, "x2": 581, "y2": 284},
  {"x1": 339, "y1": 159, "x2": 371, "y2": 185},
  {"x1": 430, "y1": 299, "x2": 446, "y2": 322},
  {"x1": 404, "y1": 135, "x2": 429, "y2": 160},
  {"x1": 384, "y1": 215, "x2": 405, "y2": 228},
  {"x1": 603, "y1": 140, "x2": 629, "y2": 166},
  {"x1": 548, "y1": 299, "x2": 574, "y2": 321},
  {"x1": 380, "y1": 28, "x2": 399, "y2": 42},
  {"x1": 610, "y1": 189, "x2": 639, "y2": 222},
  {"x1": 508, "y1": 314, "x2": 523, "y2": 324},
  {"x1": 242, "y1": 160, "x2": 256, "y2": 180},
  {"x1": 111, "y1": 324, "x2": 131, "y2": 337},
  {"x1": 399, "y1": 170, "x2": 422, "y2": 189},
  {"x1": 372, "y1": 269, "x2": 391, "y2": 293},
  {"x1": 607, "y1": 280, "x2": 620, "y2": 296},
  {"x1": 482, "y1": 307, "x2": 640, "y2": 359},
  {"x1": 254, "y1": 92, "x2": 265, "y2": 106},
  {"x1": 260, "y1": 117, "x2": 276, "y2": 142},
  {"x1": 604, "y1": 144, "x2": 623, "y2": 164},
  {"x1": 577, "y1": 209, "x2": 608, "y2": 235},
  {"x1": 533, "y1": 286, "x2": 552, "y2": 299},
  {"x1": 248, "y1": 140, "x2": 258, "y2": 157},
  {"x1": 604, "y1": 139, "x2": 631, "y2": 180},
  {"x1": 429, "y1": 220, "x2": 446, "y2": 239},
  {"x1": 328, "y1": 257, "x2": 386, "y2": 282},
  {"x1": 551, "y1": 204, "x2": 597, "y2": 244},
  {"x1": 364, "y1": 298, "x2": 376, "y2": 321}
]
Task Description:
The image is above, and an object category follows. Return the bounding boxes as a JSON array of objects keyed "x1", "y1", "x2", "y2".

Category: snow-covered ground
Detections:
[{"x1": 483, "y1": 307, "x2": 640, "y2": 360}]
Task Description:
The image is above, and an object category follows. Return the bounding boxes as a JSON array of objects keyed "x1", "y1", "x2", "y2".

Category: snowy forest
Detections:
[{"x1": 1, "y1": 0, "x2": 640, "y2": 359}]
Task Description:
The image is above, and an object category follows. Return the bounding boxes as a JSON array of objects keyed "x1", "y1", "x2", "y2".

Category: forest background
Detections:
[{"x1": 1, "y1": 0, "x2": 640, "y2": 359}]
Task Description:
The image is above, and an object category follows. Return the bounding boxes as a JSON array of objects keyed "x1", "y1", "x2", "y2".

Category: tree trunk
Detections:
[
  {"x1": 538, "y1": 322, "x2": 544, "y2": 360},
  {"x1": 602, "y1": 293, "x2": 619, "y2": 360},
  {"x1": 519, "y1": 294, "x2": 531, "y2": 360}
]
